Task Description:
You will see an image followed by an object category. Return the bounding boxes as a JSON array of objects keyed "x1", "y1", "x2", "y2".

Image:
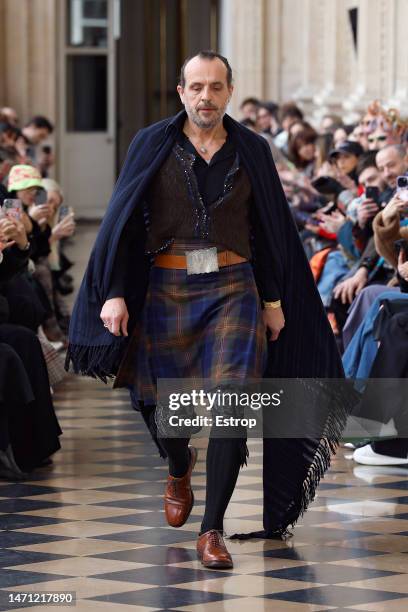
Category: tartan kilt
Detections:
[{"x1": 114, "y1": 261, "x2": 267, "y2": 404}]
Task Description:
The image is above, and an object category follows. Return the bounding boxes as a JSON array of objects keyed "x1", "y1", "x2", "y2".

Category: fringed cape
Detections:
[{"x1": 66, "y1": 110, "x2": 351, "y2": 539}]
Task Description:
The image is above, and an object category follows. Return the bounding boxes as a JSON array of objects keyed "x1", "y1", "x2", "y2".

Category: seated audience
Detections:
[{"x1": 0, "y1": 217, "x2": 62, "y2": 478}]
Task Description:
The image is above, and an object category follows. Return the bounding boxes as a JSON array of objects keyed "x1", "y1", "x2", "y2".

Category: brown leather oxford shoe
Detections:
[
  {"x1": 196, "y1": 529, "x2": 233, "y2": 569},
  {"x1": 164, "y1": 446, "x2": 197, "y2": 528}
]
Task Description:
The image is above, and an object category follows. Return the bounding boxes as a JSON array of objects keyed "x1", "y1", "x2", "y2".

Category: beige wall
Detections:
[
  {"x1": 0, "y1": 1, "x2": 5, "y2": 103},
  {"x1": 220, "y1": 0, "x2": 408, "y2": 123},
  {"x1": 0, "y1": 0, "x2": 57, "y2": 124},
  {"x1": 1, "y1": 1, "x2": 407, "y2": 139}
]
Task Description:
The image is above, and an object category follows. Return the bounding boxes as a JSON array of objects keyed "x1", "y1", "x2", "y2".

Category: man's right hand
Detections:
[
  {"x1": 382, "y1": 195, "x2": 407, "y2": 224},
  {"x1": 100, "y1": 297, "x2": 129, "y2": 337},
  {"x1": 357, "y1": 198, "x2": 380, "y2": 229},
  {"x1": 333, "y1": 267, "x2": 368, "y2": 304}
]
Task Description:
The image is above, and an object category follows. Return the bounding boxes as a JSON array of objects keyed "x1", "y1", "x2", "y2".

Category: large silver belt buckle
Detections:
[{"x1": 186, "y1": 247, "x2": 219, "y2": 275}]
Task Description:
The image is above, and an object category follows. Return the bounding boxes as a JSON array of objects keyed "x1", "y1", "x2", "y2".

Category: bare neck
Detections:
[{"x1": 183, "y1": 118, "x2": 227, "y2": 143}]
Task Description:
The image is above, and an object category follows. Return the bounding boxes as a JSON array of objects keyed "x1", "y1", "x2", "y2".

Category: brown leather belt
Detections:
[{"x1": 154, "y1": 250, "x2": 248, "y2": 269}]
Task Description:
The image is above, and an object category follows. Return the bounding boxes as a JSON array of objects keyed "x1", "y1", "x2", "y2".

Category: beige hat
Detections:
[{"x1": 7, "y1": 164, "x2": 42, "y2": 191}]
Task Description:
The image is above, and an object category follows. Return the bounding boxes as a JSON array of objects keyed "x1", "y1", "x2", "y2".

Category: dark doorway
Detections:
[{"x1": 117, "y1": 0, "x2": 219, "y2": 168}]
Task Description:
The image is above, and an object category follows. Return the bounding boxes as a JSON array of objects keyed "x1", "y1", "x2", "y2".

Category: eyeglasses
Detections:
[{"x1": 368, "y1": 135, "x2": 387, "y2": 143}]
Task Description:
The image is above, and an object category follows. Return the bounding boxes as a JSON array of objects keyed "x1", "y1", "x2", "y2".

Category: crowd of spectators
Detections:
[
  {"x1": 239, "y1": 97, "x2": 408, "y2": 464},
  {"x1": 1, "y1": 93, "x2": 407, "y2": 478},
  {"x1": 0, "y1": 106, "x2": 76, "y2": 480}
]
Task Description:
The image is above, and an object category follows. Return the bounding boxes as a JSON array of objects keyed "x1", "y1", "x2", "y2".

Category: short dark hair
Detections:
[
  {"x1": 240, "y1": 97, "x2": 260, "y2": 109},
  {"x1": 179, "y1": 50, "x2": 233, "y2": 88},
  {"x1": 261, "y1": 101, "x2": 279, "y2": 119},
  {"x1": 25, "y1": 115, "x2": 54, "y2": 133},
  {"x1": 240, "y1": 118, "x2": 256, "y2": 128},
  {"x1": 279, "y1": 102, "x2": 304, "y2": 123},
  {"x1": 356, "y1": 151, "x2": 379, "y2": 177}
]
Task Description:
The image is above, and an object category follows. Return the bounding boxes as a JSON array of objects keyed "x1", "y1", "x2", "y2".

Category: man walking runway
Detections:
[{"x1": 67, "y1": 51, "x2": 346, "y2": 569}]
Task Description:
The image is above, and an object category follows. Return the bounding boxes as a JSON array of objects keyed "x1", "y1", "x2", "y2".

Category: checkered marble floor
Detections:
[{"x1": 2, "y1": 376, "x2": 408, "y2": 611}]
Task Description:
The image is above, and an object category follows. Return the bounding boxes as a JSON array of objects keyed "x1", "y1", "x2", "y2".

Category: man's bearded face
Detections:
[{"x1": 178, "y1": 57, "x2": 233, "y2": 130}]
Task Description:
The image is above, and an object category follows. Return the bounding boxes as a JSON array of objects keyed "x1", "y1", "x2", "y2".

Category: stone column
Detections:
[
  {"x1": 220, "y1": 0, "x2": 268, "y2": 116},
  {"x1": 388, "y1": 0, "x2": 408, "y2": 115},
  {"x1": 344, "y1": 0, "x2": 396, "y2": 120},
  {"x1": 0, "y1": 0, "x2": 6, "y2": 103},
  {"x1": 262, "y1": 0, "x2": 283, "y2": 104},
  {"x1": 312, "y1": 0, "x2": 355, "y2": 122},
  {"x1": 292, "y1": 0, "x2": 326, "y2": 116},
  {"x1": 278, "y1": 0, "x2": 303, "y2": 102},
  {"x1": 2, "y1": 0, "x2": 57, "y2": 123}
]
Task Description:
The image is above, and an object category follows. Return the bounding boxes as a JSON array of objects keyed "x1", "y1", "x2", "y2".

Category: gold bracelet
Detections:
[{"x1": 263, "y1": 300, "x2": 281, "y2": 309}]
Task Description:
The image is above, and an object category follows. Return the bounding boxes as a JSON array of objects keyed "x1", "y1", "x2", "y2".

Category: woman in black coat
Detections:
[{"x1": 0, "y1": 219, "x2": 62, "y2": 478}]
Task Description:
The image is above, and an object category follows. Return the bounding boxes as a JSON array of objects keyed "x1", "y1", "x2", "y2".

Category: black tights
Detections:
[
  {"x1": 159, "y1": 435, "x2": 246, "y2": 534},
  {"x1": 159, "y1": 437, "x2": 191, "y2": 478}
]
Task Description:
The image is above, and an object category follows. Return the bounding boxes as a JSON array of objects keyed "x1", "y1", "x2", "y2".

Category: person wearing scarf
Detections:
[{"x1": 67, "y1": 51, "x2": 350, "y2": 569}]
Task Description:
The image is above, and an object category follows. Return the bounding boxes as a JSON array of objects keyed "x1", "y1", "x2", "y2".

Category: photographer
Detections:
[
  {"x1": 333, "y1": 145, "x2": 406, "y2": 314},
  {"x1": 43, "y1": 178, "x2": 76, "y2": 335},
  {"x1": 5, "y1": 164, "x2": 66, "y2": 341},
  {"x1": 373, "y1": 190, "x2": 408, "y2": 287}
]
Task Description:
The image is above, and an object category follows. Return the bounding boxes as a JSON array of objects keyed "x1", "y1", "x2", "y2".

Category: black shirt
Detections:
[
  {"x1": 175, "y1": 131, "x2": 236, "y2": 206},
  {"x1": 107, "y1": 129, "x2": 280, "y2": 302}
]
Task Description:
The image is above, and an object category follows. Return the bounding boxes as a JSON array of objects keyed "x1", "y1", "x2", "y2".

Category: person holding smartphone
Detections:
[
  {"x1": 6, "y1": 165, "x2": 66, "y2": 344},
  {"x1": 6, "y1": 165, "x2": 52, "y2": 253},
  {"x1": 373, "y1": 185, "x2": 408, "y2": 277}
]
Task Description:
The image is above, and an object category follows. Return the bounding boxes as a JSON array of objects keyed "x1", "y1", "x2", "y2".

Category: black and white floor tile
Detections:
[{"x1": 1, "y1": 375, "x2": 408, "y2": 611}]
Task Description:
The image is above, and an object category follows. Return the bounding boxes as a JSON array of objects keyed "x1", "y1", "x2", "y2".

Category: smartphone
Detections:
[
  {"x1": 397, "y1": 175, "x2": 408, "y2": 203},
  {"x1": 58, "y1": 205, "x2": 70, "y2": 221},
  {"x1": 394, "y1": 239, "x2": 408, "y2": 259},
  {"x1": 320, "y1": 201, "x2": 338, "y2": 215},
  {"x1": 311, "y1": 176, "x2": 345, "y2": 197},
  {"x1": 365, "y1": 186, "x2": 380, "y2": 205},
  {"x1": 34, "y1": 188, "x2": 47, "y2": 205},
  {"x1": 3, "y1": 198, "x2": 22, "y2": 220}
]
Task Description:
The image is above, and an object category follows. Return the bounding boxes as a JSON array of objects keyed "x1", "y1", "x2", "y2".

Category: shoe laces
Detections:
[
  {"x1": 170, "y1": 477, "x2": 188, "y2": 497},
  {"x1": 209, "y1": 530, "x2": 223, "y2": 547},
  {"x1": 170, "y1": 479, "x2": 180, "y2": 497}
]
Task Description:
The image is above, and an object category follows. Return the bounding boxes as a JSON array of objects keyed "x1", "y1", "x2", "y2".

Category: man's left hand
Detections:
[{"x1": 263, "y1": 306, "x2": 285, "y2": 341}]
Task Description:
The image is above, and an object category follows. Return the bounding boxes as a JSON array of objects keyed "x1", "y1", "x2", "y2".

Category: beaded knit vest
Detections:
[{"x1": 144, "y1": 143, "x2": 252, "y2": 259}]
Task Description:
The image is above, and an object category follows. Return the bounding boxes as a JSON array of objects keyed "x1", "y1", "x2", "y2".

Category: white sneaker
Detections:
[
  {"x1": 354, "y1": 465, "x2": 408, "y2": 483},
  {"x1": 353, "y1": 444, "x2": 408, "y2": 466}
]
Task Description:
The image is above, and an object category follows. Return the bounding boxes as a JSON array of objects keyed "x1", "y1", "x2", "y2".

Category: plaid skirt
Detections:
[{"x1": 115, "y1": 259, "x2": 267, "y2": 404}]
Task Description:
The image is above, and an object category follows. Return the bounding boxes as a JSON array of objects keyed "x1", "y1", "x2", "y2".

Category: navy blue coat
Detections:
[{"x1": 67, "y1": 110, "x2": 350, "y2": 537}]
